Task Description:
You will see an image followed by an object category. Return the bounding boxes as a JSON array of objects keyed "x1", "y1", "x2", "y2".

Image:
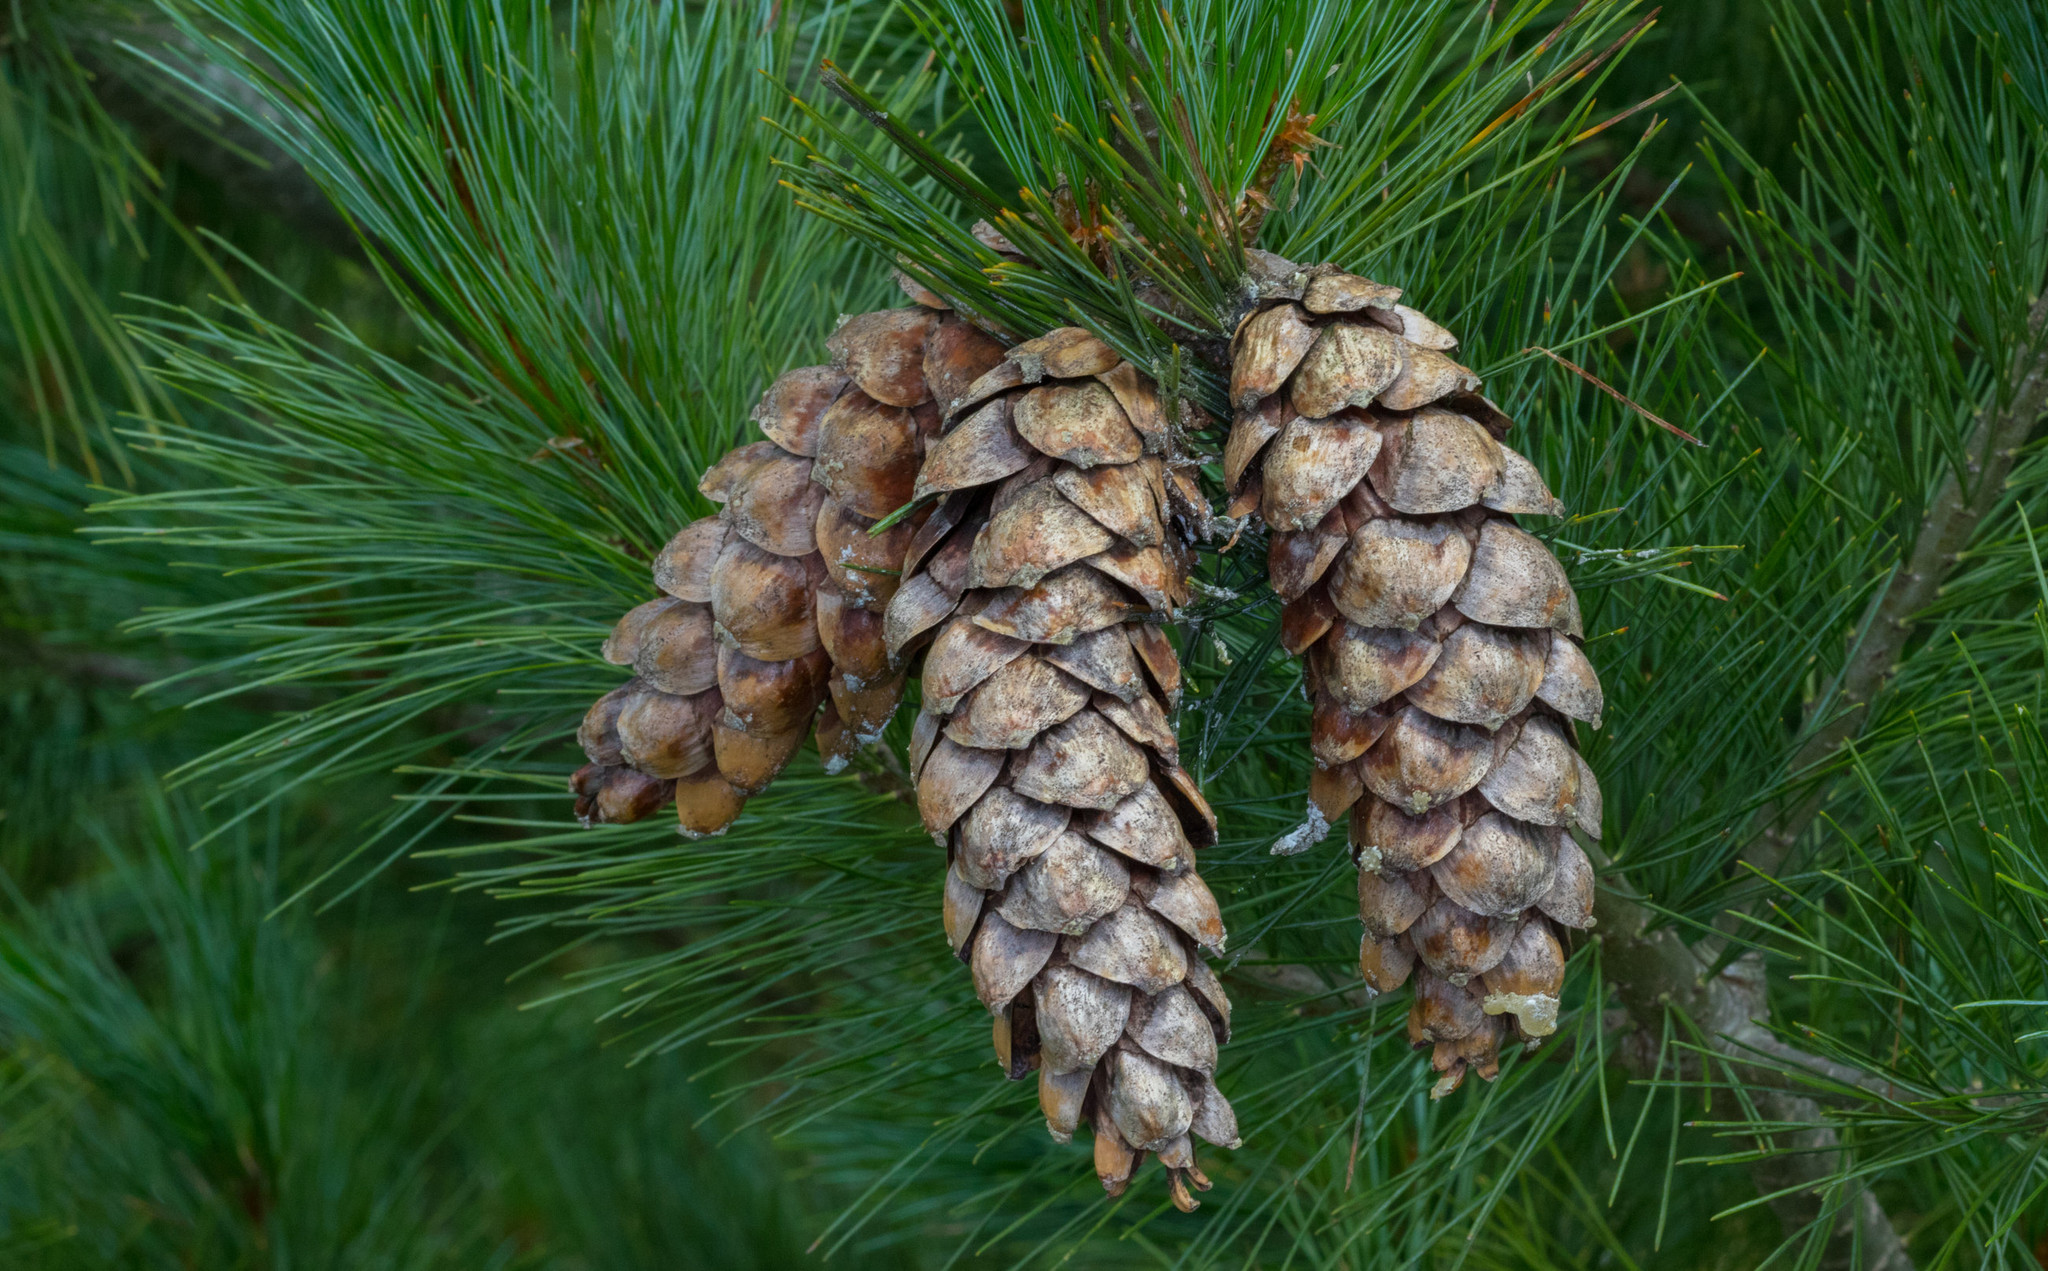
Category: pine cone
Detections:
[
  {"x1": 573, "y1": 291, "x2": 1005, "y2": 835},
  {"x1": 890, "y1": 327, "x2": 1239, "y2": 1210},
  {"x1": 1225, "y1": 260, "x2": 1601, "y2": 1097}
]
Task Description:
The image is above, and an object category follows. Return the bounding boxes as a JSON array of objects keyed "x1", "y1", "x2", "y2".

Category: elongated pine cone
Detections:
[
  {"x1": 1225, "y1": 257, "x2": 1602, "y2": 1098},
  {"x1": 889, "y1": 327, "x2": 1240, "y2": 1211},
  {"x1": 572, "y1": 292, "x2": 1005, "y2": 835}
]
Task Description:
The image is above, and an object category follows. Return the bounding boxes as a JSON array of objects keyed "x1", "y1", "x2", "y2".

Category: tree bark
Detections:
[{"x1": 1749, "y1": 1088, "x2": 1916, "y2": 1271}]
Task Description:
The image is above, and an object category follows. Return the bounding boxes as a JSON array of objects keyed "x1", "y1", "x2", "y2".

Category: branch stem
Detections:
[
  {"x1": 1738, "y1": 290, "x2": 2048, "y2": 890},
  {"x1": 1595, "y1": 288, "x2": 2048, "y2": 1268}
]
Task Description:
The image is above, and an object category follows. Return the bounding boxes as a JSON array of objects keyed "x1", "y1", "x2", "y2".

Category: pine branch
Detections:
[
  {"x1": 1741, "y1": 291, "x2": 2048, "y2": 887},
  {"x1": 1599, "y1": 907, "x2": 1919, "y2": 1267},
  {"x1": 1598, "y1": 287, "x2": 2048, "y2": 1020},
  {"x1": 1586, "y1": 0, "x2": 2048, "y2": 1250},
  {"x1": 1574, "y1": 308, "x2": 2048, "y2": 1250},
  {"x1": 1745, "y1": 1090, "x2": 1918, "y2": 1271}
]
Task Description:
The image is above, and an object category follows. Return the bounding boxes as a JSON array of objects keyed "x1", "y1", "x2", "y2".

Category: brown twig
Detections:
[{"x1": 1528, "y1": 344, "x2": 1704, "y2": 444}]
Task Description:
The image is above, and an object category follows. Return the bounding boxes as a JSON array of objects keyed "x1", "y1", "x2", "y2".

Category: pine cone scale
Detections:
[{"x1": 914, "y1": 398, "x2": 1034, "y2": 499}]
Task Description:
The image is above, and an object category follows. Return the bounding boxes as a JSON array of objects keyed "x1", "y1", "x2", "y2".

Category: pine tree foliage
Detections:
[
  {"x1": 1652, "y1": 3, "x2": 2048, "y2": 1262},
  {"x1": 88, "y1": 0, "x2": 920, "y2": 901},
  {"x1": 0, "y1": 0, "x2": 2041, "y2": 1265},
  {"x1": 1, "y1": 5, "x2": 939, "y2": 1261},
  {"x1": 0, "y1": 0, "x2": 274, "y2": 888},
  {"x1": 1697, "y1": 678, "x2": 2048, "y2": 1267},
  {"x1": 0, "y1": 788, "x2": 925, "y2": 1267},
  {"x1": 781, "y1": 0, "x2": 1686, "y2": 407}
]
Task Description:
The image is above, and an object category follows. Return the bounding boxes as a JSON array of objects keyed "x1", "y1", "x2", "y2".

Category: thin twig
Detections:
[{"x1": 1527, "y1": 345, "x2": 1703, "y2": 444}]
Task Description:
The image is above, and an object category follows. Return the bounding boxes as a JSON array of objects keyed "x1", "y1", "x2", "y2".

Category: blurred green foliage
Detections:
[{"x1": 0, "y1": 3, "x2": 924, "y2": 1262}]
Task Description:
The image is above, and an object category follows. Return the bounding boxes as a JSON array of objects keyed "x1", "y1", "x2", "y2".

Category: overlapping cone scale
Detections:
[
  {"x1": 1228, "y1": 260, "x2": 1602, "y2": 1097},
  {"x1": 892, "y1": 327, "x2": 1238, "y2": 1209},
  {"x1": 571, "y1": 290, "x2": 1002, "y2": 836}
]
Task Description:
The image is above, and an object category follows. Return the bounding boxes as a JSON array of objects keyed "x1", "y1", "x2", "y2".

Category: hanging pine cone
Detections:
[
  {"x1": 1224, "y1": 256, "x2": 1601, "y2": 1098},
  {"x1": 888, "y1": 326, "x2": 1240, "y2": 1211},
  {"x1": 572, "y1": 290, "x2": 1004, "y2": 835}
]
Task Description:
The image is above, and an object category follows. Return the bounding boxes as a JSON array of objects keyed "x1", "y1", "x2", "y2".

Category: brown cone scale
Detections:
[
  {"x1": 1228, "y1": 259, "x2": 1603, "y2": 1096},
  {"x1": 891, "y1": 329, "x2": 1238, "y2": 1208},
  {"x1": 571, "y1": 290, "x2": 1002, "y2": 834}
]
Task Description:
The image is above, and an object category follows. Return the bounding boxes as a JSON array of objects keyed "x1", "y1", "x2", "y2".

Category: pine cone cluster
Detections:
[
  {"x1": 567, "y1": 249, "x2": 1607, "y2": 1193},
  {"x1": 1224, "y1": 254, "x2": 1602, "y2": 1096}
]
